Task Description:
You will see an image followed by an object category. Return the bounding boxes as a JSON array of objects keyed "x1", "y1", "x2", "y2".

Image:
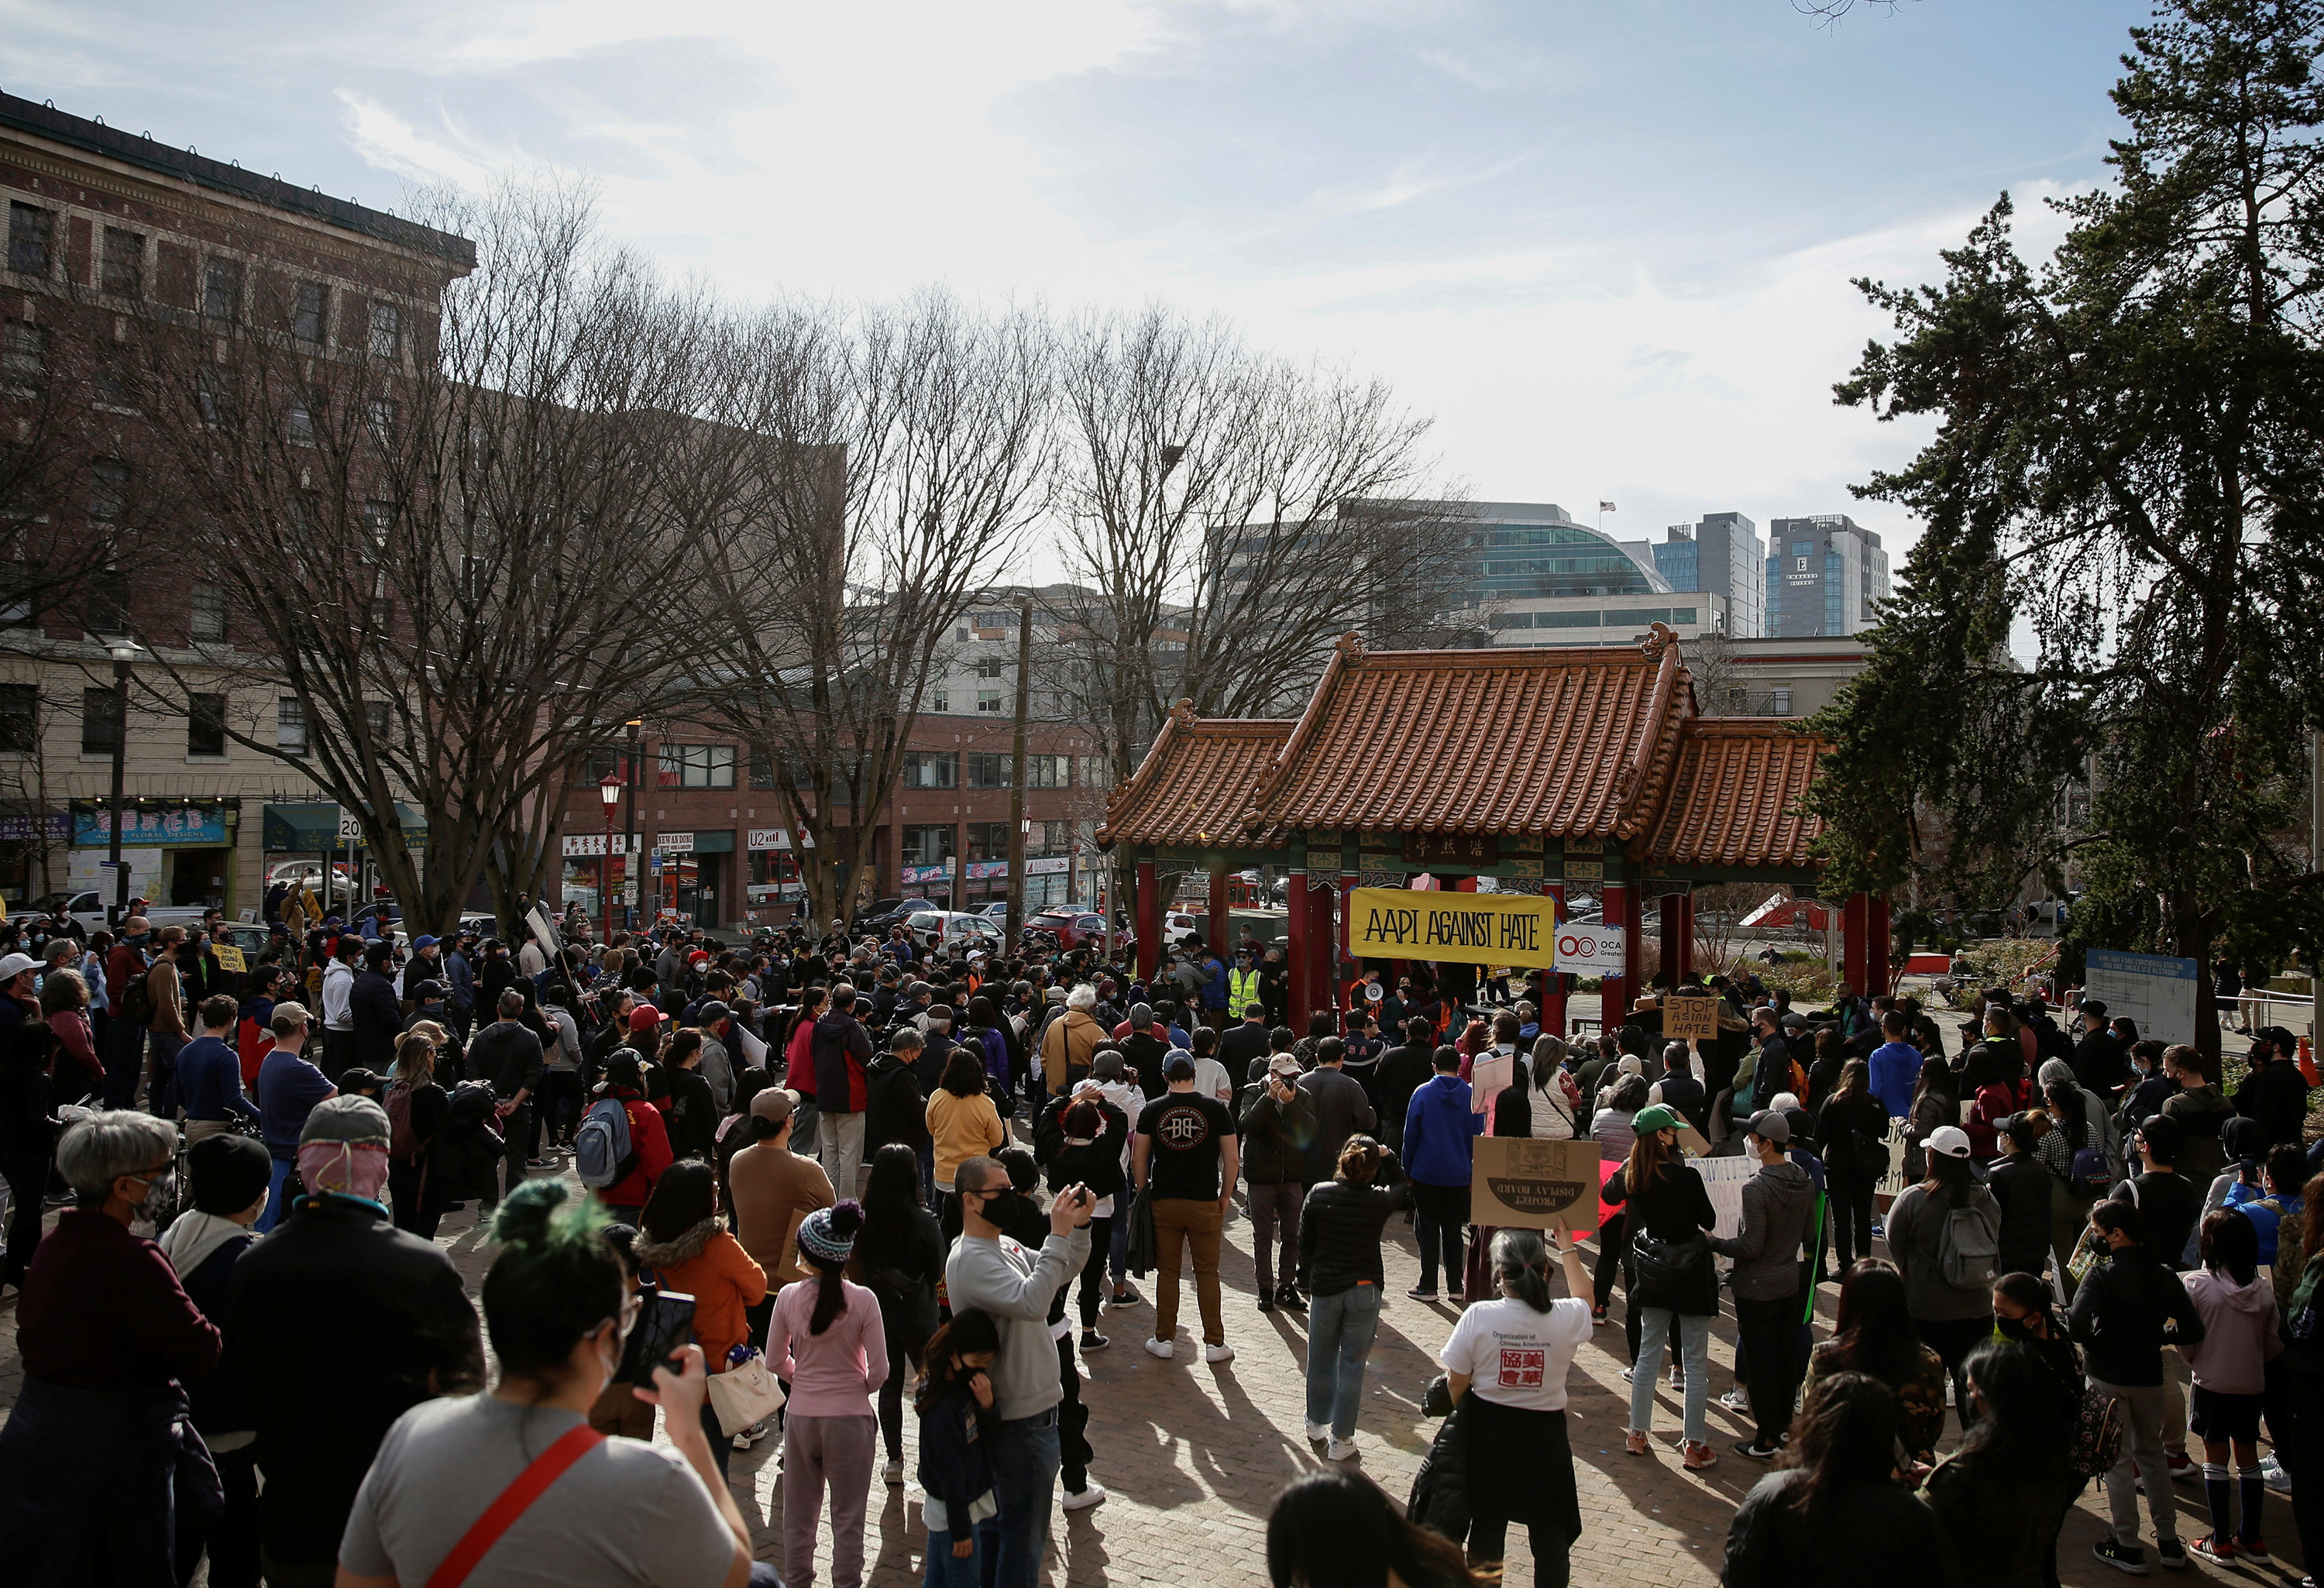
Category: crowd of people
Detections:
[{"x1": 0, "y1": 902, "x2": 2318, "y2": 1588}]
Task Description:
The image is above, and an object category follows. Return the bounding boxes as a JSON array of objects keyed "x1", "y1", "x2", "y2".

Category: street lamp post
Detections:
[
  {"x1": 105, "y1": 641, "x2": 142, "y2": 928},
  {"x1": 598, "y1": 773, "x2": 622, "y2": 947},
  {"x1": 623, "y1": 720, "x2": 641, "y2": 933}
]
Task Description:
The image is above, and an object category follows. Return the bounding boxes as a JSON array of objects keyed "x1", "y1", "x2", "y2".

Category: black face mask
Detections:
[
  {"x1": 977, "y1": 1191, "x2": 1031, "y2": 1229},
  {"x1": 1994, "y1": 1313, "x2": 2040, "y2": 1342}
]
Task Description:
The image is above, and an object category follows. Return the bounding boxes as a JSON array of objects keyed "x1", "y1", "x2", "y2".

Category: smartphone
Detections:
[{"x1": 615, "y1": 1289, "x2": 697, "y2": 1385}]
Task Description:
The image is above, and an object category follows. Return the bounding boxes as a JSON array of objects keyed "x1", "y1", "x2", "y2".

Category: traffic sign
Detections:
[{"x1": 337, "y1": 809, "x2": 363, "y2": 842}]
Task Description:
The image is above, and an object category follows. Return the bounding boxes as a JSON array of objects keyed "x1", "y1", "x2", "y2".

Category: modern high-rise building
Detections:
[
  {"x1": 1652, "y1": 512, "x2": 1765, "y2": 638},
  {"x1": 1764, "y1": 514, "x2": 1892, "y2": 638}
]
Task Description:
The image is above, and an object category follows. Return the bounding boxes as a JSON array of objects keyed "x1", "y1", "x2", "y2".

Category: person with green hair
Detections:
[{"x1": 335, "y1": 1179, "x2": 772, "y2": 1588}]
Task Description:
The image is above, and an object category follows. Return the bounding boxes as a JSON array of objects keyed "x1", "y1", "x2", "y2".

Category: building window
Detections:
[
  {"x1": 976, "y1": 689, "x2": 1002, "y2": 713},
  {"x1": 85, "y1": 569, "x2": 129, "y2": 638},
  {"x1": 901, "y1": 824, "x2": 954, "y2": 865},
  {"x1": 293, "y1": 281, "x2": 328, "y2": 343},
  {"x1": 1023, "y1": 754, "x2": 1067, "y2": 788},
  {"x1": 966, "y1": 821, "x2": 1010, "y2": 861},
  {"x1": 186, "y1": 693, "x2": 227, "y2": 756},
  {"x1": 976, "y1": 658, "x2": 1003, "y2": 680},
  {"x1": 81, "y1": 686, "x2": 121, "y2": 754},
  {"x1": 7, "y1": 204, "x2": 51, "y2": 277},
  {"x1": 902, "y1": 751, "x2": 957, "y2": 789},
  {"x1": 277, "y1": 696, "x2": 306, "y2": 754},
  {"x1": 101, "y1": 227, "x2": 143, "y2": 297},
  {"x1": 188, "y1": 581, "x2": 224, "y2": 641},
  {"x1": 1772, "y1": 688, "x2": 1793, "y2": 717},
  {"x1": 954, "y1": 626, "x2": 969, "y2": 642},
  {"x1": 198, "y1": 366, "x2": 230, "y2": 427},
  {"x1": 368, "y1": 302, "x2": 401, "y2": 359},
  {"x1": 748, "y1": 748, "x2": 775, "y2": 789},
  {"x1": 0, "y1": 684, "x2": 35, "y2": 753},
  {"x1": 287, "y1": 400, "x2": 316, "y2": 447},
  {"x1": 94, "y1": 351, "x2": 136, "y2": 408},
  {"x1": 89, "y1": 459, "x2": 129, "y2": 523},
  {"x1": 203, "y1": 260, "x2": 242, "y2": 323},
  {"x1": 657, "y1": 743, "x2": 736, "y2": 789},
  {"x1": 968, "y1": 752, "x2": 1011, "y2": 789},
  {"x1": 3, "y1": 321, "x2": 44, "y2": 390},
  {"x1": 1078, "y1": 756, "x2": 1111, "y2": 789},
  {"x1": 931, "y1": 689, "x2": 949, "y2": 712},
  {"x1": 367, "y1": 397, "x2": 397, "y2": 449},
  {"x1": 365, "y1": 699, "x2": 390, "y2": 739}
]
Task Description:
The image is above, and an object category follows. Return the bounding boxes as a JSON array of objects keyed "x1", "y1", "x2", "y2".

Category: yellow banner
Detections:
[{"x1": 1346, "y1": 886, "x2": 1556, "y2": 968}]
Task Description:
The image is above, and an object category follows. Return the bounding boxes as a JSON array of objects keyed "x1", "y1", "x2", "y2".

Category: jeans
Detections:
[
  {"x1": 923, "y1": 1529, "x2": 982, "y2": 1588},
  {"x1": 985, "y1": 1410, "x2": 1061, "y2": 1588},
  {"x1": 0, "y1": 1151, "x2": 47, "y2": 1287},
  {"x1": 1109, "y1": 1205, "x2": 1130, "y2": 1285},
  {"x1": 1151, "y1": 1198, "x2": 1226, "y2": 1346},
  {"x1": 105, "y1": 1016, "x2": 143, "y2": 1109},
  {"x1": 1412, "y1": 1181, "x2": 1469, "y2": 1297},
  {"x1": 1073, "y1": 1215, "x2": 1113, "y2": 1328},
  {"x1": 782, "y1": 1411, "x2": 878, "y2": 1588},
  {"x1": 792, "y1": 1095, "x2": 822, "y2": 1160},
  {"x1": 819, "y1": 1110, "x2": 866, "y2": 1200},
  {"x1": 1629, "y1": 1307, "x2": 1711, "y2": 1443},
  {"x1": 2092, "y1": 1375, "x2": 2181, "y2": 1546},
  {"x1": 1305, "y1": 1283, "x2": 1382, "y2": 1439},
  {"x1": 260, "y1": 1155, "x2": 297, "y2": 1233},
  {"x1": 1247, "y1": 1182, "x2": 1301, "y2": 1295},
  {"x1": 1733, "y1": 1292, "x2": 1803, "y2": 1448},
  {"x1": 495, "y1": 1102, "x2": 536, "y2": 1205},
  {"x1": 1467, "y1": 1515, "x2": 1569, "y2": 1588},
  {"x1": 146, "y1": 1029, "x2": 185, "y2": 1118},
  {"x1": 1830, "y1": 1179, "x2": 1876, "y2": 1272},
  {"x1": 1056, "y1": 1335, "x2": 1093, "y2": 1493}
]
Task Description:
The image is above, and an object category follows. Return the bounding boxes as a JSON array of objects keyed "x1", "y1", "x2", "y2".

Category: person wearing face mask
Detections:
[
  {"x1": 335, "y1": 1178, "x2": 775, "y2": 1588},
  {"x1": 159, "y1": 1133, "x2": 273, "y2": 1587},
  {"x1": 0, "y1": 1110, "x2": 221, "y2": 1583},
  {"x1": 227, "y1": 1096, "x2": 484, "y2": 1588}
]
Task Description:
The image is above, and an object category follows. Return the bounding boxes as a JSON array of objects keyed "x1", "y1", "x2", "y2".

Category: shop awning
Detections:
[{"x1": 263, "y1": 802, "x2": 428, "y2": 852}]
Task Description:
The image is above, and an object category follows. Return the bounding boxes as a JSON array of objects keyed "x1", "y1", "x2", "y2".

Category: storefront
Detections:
[
  {"x1": 900, "y1": 860, "x2": 955, "y2": 908},
  {"x1": 75, "y1": 800, "x2": 242, "y2": 913},
  {"x1": 559, "y1": 833, "x2": 641, "y2": 933},
  {"x1": 744, "y1": 828, "x2": 805, "y2": 927},
  {"x1": 262, "y1": 802, "x2": 428, "y2": 909},
  {"x1": 0, "y1": 811, "x2": 70, "y2": 909},
  {"x1": 651, "y1": 829, "x2": 734, "y2": 928}
]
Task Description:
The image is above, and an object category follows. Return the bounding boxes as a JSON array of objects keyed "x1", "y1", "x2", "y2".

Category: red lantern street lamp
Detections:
[{"x1": 598, "y1": 773, "x2": 623, "y2": 947}]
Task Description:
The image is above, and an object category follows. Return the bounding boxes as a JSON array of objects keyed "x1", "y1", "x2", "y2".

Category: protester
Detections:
[
  {"x1": 0, "y1": 1110, "x2": 221, "y2": 1583},
  {"x1": 636, "y1": 1160, "x2": 768, "y2": 1480},
  {"x1": 1710, "y1": 1109, "x2": 1815, "y2": 1460},
  {"x1": 1722, "y1": 1371, "x2": 1963, "y2": 1588},
  {"x1": 813, "y1": 984, "x2": 877, "y2": 1198},
  {"x1": 0, "y1": 954, "x2": 61, "y2": 1293},
  {"x1": 1800, "y1": 1259, "x2": 1949, "y2": 1463},
  {"x1": 854, "y1": 1143, "x2": 946, "y2": 1479},
  {"x1": 915, "y1": 1308, "x2": 1006, "y2": 1586},
  {"x1": 1299, "y1": 1135, "x2": 1408, "y2": 1459},
  {"x1": 384, "y1": 1029, "x2": 452, "y2": 1238},
  {"x1": 928, "y1": 1047, "x2": 1009, "y2": 1236},
  {"x1": 1242, "y1": 1053, "x2": 1316, "y2": 1314},
  {"x1": 1266, "y1": 1469, "x2": 1484, "y2": 1588},
  {"x1": 471, "y1": 986, "x2": 546, "y2": 1209},
  {"x1": 1134, "y1": 1052, "x2": 1242, "y2": 1359},
  {"x1": 1438, "y1": 1229, "x2": 1587, "y2": 1583},
  {"x1": 1813, "y1": 1057, "x2": 1889, "y2": 1272},
  {"x1": 2178, "y1": 1208, "x2": 2281, "y2": 1562},
  {"x1": 335, "y1": 1179, "x2": 768, "y2": 1587},
  {"x1": 1033, "y1": 1089, "x2": 1130, "y2": 1346},
  {"x1": 1985, "y1": 1112, "x2": 2057, "y2": 1281},
  {"x1": 1612, "y1": 1102, "x2": 1720, "y2": 1469},
  {"x1": 767, "y1": 1201, "x2": 885, "y2": 1588},
  {"x1": 1403, "y1": 1046, "x2": 1482, "y2": 1304},
  {"x1": 255, "y1": 1001, "x2": 335, "y2": 1232},
  {"x1": 1885, "y1": 1125, "x2": 2001, "y2": 1410},
  {"x1": 1922, "y1": 1340, "x2": 2075, "y2": 1588}
]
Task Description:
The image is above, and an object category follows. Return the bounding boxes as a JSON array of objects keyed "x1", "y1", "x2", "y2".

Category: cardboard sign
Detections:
[
  {"x1": 1662, "y1": 993, "x2": 1720, "y2": 1040},
  {"x1": 1470, "y1": 1053, "x2": 1515, "y2": 1116},
  {"x1": 1470, "y1": 1136, "x2": 1602, "y2": 1229},
  {"x1": 212, "y1": 944, "x2": 247, "y2": 973}
]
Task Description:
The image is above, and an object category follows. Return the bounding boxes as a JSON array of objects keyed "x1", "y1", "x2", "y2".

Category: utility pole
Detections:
[
  {"x1": 2312, "y1": 728, "x2": 2321, "y2": 1050},
  {"x1": 623, "y1": 719, "x2": 641, "y2": 935},
  {"x1": 1005, "y1": 594, "x2": 1033, "y2": 950}
]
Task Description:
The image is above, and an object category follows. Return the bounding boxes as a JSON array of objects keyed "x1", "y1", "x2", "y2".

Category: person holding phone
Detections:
[{"x1": 335, "y1": 1179, "x2": 772, "y2": 1588}]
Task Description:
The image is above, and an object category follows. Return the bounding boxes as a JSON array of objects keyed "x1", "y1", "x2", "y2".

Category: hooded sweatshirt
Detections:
[
  {"x1": 1708, "y1": 1157, "x2": 1815, "y2": 1301},
  {"x1": 2181, "y1": 1267, "x2": 2284, "y2": 1395},
  {"x1": 1401, "y1": 1071, "x2": 1483, "y2": 1188}
]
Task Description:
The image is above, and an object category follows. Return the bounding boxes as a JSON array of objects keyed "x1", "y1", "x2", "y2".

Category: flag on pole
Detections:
[{"x1": 1599, "y1": 500, "x2": 1617, "y2": 513}]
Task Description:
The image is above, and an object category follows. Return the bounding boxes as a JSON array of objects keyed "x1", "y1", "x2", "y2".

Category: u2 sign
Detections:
[{"x1": 1553, "y1": 923, "x2": 1624, "y2": 972}]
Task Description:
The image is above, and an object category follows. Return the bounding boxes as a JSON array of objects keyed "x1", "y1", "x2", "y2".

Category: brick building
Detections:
[{"x1": 0, "y1": 91, "x2": 471, "y2": 916}]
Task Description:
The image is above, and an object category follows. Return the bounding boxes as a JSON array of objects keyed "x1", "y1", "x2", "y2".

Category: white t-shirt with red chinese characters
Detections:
[{"x1": 1439, "y1": 1294, "x2": 1590, "y2": 1412}]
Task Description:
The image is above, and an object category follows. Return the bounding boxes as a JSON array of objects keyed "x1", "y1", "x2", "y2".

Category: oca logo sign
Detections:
[{"x1": 1556, "y1": 931, "x2": 1601, "y2": 960}]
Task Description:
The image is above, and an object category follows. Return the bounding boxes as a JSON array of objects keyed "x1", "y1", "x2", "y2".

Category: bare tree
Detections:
[
  {"x1": 1051, "y1": 306, "x2": 1469, "y2": 779},
  {"x1": 696, "y1": 290, "x2": 1055, "y2": 926},
  {"x1": 117, "y1": 180, "x2": 749, "y2": 936}
]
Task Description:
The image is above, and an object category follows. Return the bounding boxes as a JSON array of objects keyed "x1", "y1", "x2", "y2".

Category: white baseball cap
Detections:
[
  {"x1": 1927, "y1": 1125, "x2": 1972, "y2": 1160},
  {"x1": 0, "y1": 952, "x2": 40, "y2": 983}
]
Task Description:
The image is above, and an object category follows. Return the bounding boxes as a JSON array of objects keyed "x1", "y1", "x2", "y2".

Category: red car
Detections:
[{"x1": 1031, "y1": 907, "x2": 1111, "y2": 950}]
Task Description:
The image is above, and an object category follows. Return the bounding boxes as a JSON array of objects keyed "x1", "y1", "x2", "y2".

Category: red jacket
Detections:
[
  {"x1": 785, "y1": 1016, "x2": 817, "y2": 1098},
  {"x1": 600, "y1": 1088, "x2": 672, "y2": 1208}
]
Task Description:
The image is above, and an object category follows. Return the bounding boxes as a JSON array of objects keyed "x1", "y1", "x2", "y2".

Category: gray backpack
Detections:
[{"x1": 1937, "y1": 1195, "x2": 1999, "y2": 1291}]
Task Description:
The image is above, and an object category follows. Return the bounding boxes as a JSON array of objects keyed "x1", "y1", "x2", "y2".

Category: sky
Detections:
[{"x1": 4, "y1": 0, "x2": 2154, "y2": 575}]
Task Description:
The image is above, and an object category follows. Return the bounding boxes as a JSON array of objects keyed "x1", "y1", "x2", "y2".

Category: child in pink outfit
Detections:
[{"x1": 766, "y1": 1201, "x2": 888, "y2": 1588}]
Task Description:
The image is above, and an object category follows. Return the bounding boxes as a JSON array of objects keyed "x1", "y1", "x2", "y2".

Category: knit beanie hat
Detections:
[
  {"x1": 187, "y1": 1133, "x2": 273, "y2": 1216},
  {"x1": 798, "y1": 1200, "x2": 864, "y2": 1267}
]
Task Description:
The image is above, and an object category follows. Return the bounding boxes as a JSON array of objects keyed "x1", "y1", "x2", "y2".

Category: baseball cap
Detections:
[
  {"x1": 1268, "y1": 1054, "x2": 1302, "y2": 1080},
  {"x1": 1744, "y1": 1109, "x2": 1792, "y2": 1145},
  {"x1": 1164, "y1": 1054, "x2": 1196, "y2": 1081},
  {"x1": 1631, "y1": 1103, "x2": 1681, "y2": 1135},
  {"x1": 0, "y1": 952, "x2": 37, "y2": 982},
  {"x1": 1927, "y1": 1125, "x2": 1972, "y2": 1159},
  {"x1": 696, "y1": 999, "x2": 731, "y2": 1025},
  {"x1": 2135, "y1": 1113, "x2": 2185, "y2": 1162},
  {"x1": 410, "y1": 978, "x2": 448, "y2": 1001},
  {"x1": 411, "y1": 934, "x2": 440, "y2": 950},
  {"x1": 300, "y1": 1094, "x2": 391, "y2": 1147},
  {"x1": 628, "y1": 1005, "x2": 668, "y2": 1033},
  {"x1": 1094, "y1": 1050, "x2": 1125, "y2": 1079},
  {"x1": 749, "y1": 1087, "x2": 798, "y2": 1123},
  {"x1": 1779, "y1": 1010, "x2": 1808, "y2": 1029}
]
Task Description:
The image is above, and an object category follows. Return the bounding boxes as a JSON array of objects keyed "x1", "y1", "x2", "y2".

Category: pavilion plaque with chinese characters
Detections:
[{"x1": 1403, "y1": 833, "x2": 1497, "y2": 868}]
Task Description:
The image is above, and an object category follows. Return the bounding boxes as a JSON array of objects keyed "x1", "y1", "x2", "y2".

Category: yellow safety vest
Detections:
[{"x1": 1229, "y1": 968, "x2": 1262, "y2": 1019}]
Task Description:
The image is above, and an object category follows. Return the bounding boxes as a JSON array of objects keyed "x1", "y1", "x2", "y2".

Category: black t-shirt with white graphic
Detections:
[{"x1": 1136, "y1": 1091, "x2": 1238, "y2": 1201}]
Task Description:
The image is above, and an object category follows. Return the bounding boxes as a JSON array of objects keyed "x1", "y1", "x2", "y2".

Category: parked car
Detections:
[
  {"x1": 1030, "y1": 907, "x2": 1111, "y2": 950},
  {"x1": 854, "y1": 897, "x2": 932, "y2": 937},
  {"x1": 266, "y1": 860, "x2": 356, "y2": 889},
  {"x1": 28, "y1": 891, "x2": 207, "y2": 937},
  {"x1": 905, "y1": 911, "x2": 1002, "y2": 953}
]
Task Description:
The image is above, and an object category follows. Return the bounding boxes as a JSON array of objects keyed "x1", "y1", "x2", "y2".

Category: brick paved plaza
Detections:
[{"x1": 0, "y1": 1158, "x2": 2302, "y2": 1588}]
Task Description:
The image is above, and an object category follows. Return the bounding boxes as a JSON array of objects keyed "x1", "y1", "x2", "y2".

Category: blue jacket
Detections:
[
  {"x1": 178, "y1": 1035, "x2": 259, "y2": 1122},
  {"x1": 1401, "y1": 1073, "x2": 1483, "y2": 1188},
  {"x1": 443, "y1": 950, "x2": 475, "y2": 1012},
  {"x1": 1868, "y1": 1041, "x2": 1923, "y2": 1119},
  {"x1": 1201, "y1": 955, "x2": 1229, "y2": 1012}
]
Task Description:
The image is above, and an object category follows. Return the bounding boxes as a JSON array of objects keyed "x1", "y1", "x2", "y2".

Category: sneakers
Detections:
[
  {"x1": 1079, "y1": 1329, "x2": 1109, "y2": 1353},
  {"x1": 1305, "y1": 1421, "x2": 1331, "y2": 1442},
  {"x1": 1257, "y1": 1294, "x2": 1276, "y2": 1314},
  {"x1": 1718, "y1": 1387, "x2": 1752, "y2": 1414},
  {"x1": 1110, "y1": 1284, "x2": 1142, "y2": 1308},
  {"x1": 1143, "y1": 1336, "x2": 1174, "y2": 1359},
  {"x1": 1669, "y1": 1368, "x2": 1686, "y2": 1391},
  {"x1": 1624, "y1": 1430, "x2": 1651, "y2": 1456},
  {"x1": 1681, "y1": 1440, "x2": 1718, "y2": 1471},
  {"x1": 1620, "y1": 1366, "x2": 1636, "y2": 1383},
  {"x1": 2154, "y1": 1538, "x2": 2188, "y2": 1571},
  {"x1": 1204, "y1": 1342, "x2": 1236, "y2": 1364},
  {"x1": 2263, "y1": 1456, "x2": 2292, "y2": 1494},
  {"x1": 1406, "y1": 1287, "x2": 1439, "y2": 1302},
  {"x1": 1277, "y1": 1284, "x2": 1307, "y2": 1311},
  {"x1": 883, "y1": 1459, "x2": 905, "y2": 1486},
  {"x1": 525, "y1": 1157, "x2": 552, "y2": 1170},
  {"x1": 2092, "y1": 1540, "x2": 2150, "y2": 1575},
  {"x1": 2240, "y1": 1537, "x2": 2271, "y2": 1561},
  {"x1": 1325, "y1": 1438, "x2": 1356, "y2": 1462},
  {"x1": 2189, "y1": 1539, "x2": 2233, "y2": 1565},
  {"x1": 2166, "y1": 1451, "x2": 2197, "y2": 1483},
  {"x1": 732, "y1": 1417, "x2": 772, "y2": 1451},
  {"x1": 1733, "y1": 1439, "x2": 1781, "y2": 1462},
  {"x1": 1061, "y1": 1480, "x2": 1106, "y2": 1511},
  {"x1": 1590, "y1": 1305, "x2": 1609, "y2": 1326}
]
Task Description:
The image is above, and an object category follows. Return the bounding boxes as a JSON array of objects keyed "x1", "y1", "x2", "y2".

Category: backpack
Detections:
[
  {"x1": 385, "y1": 1081, "x2": 417, "y2": 1164},
  {"x1": 2070, "y1": 1141, "x2": 2114, "y2": 1198},
  {"x1": 1937, "y1": 1198, "x2": 2000, "y2": 1291},
  {"x1": 575, "y1": 1095, "x2": 640, "y2": 1189},
  {"x1": 117, "y1": 966, "x2": 155, "y2": 1028},
  {"x1": 428, "y1": 1081, "x2": 505, "y2": 1200}
]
